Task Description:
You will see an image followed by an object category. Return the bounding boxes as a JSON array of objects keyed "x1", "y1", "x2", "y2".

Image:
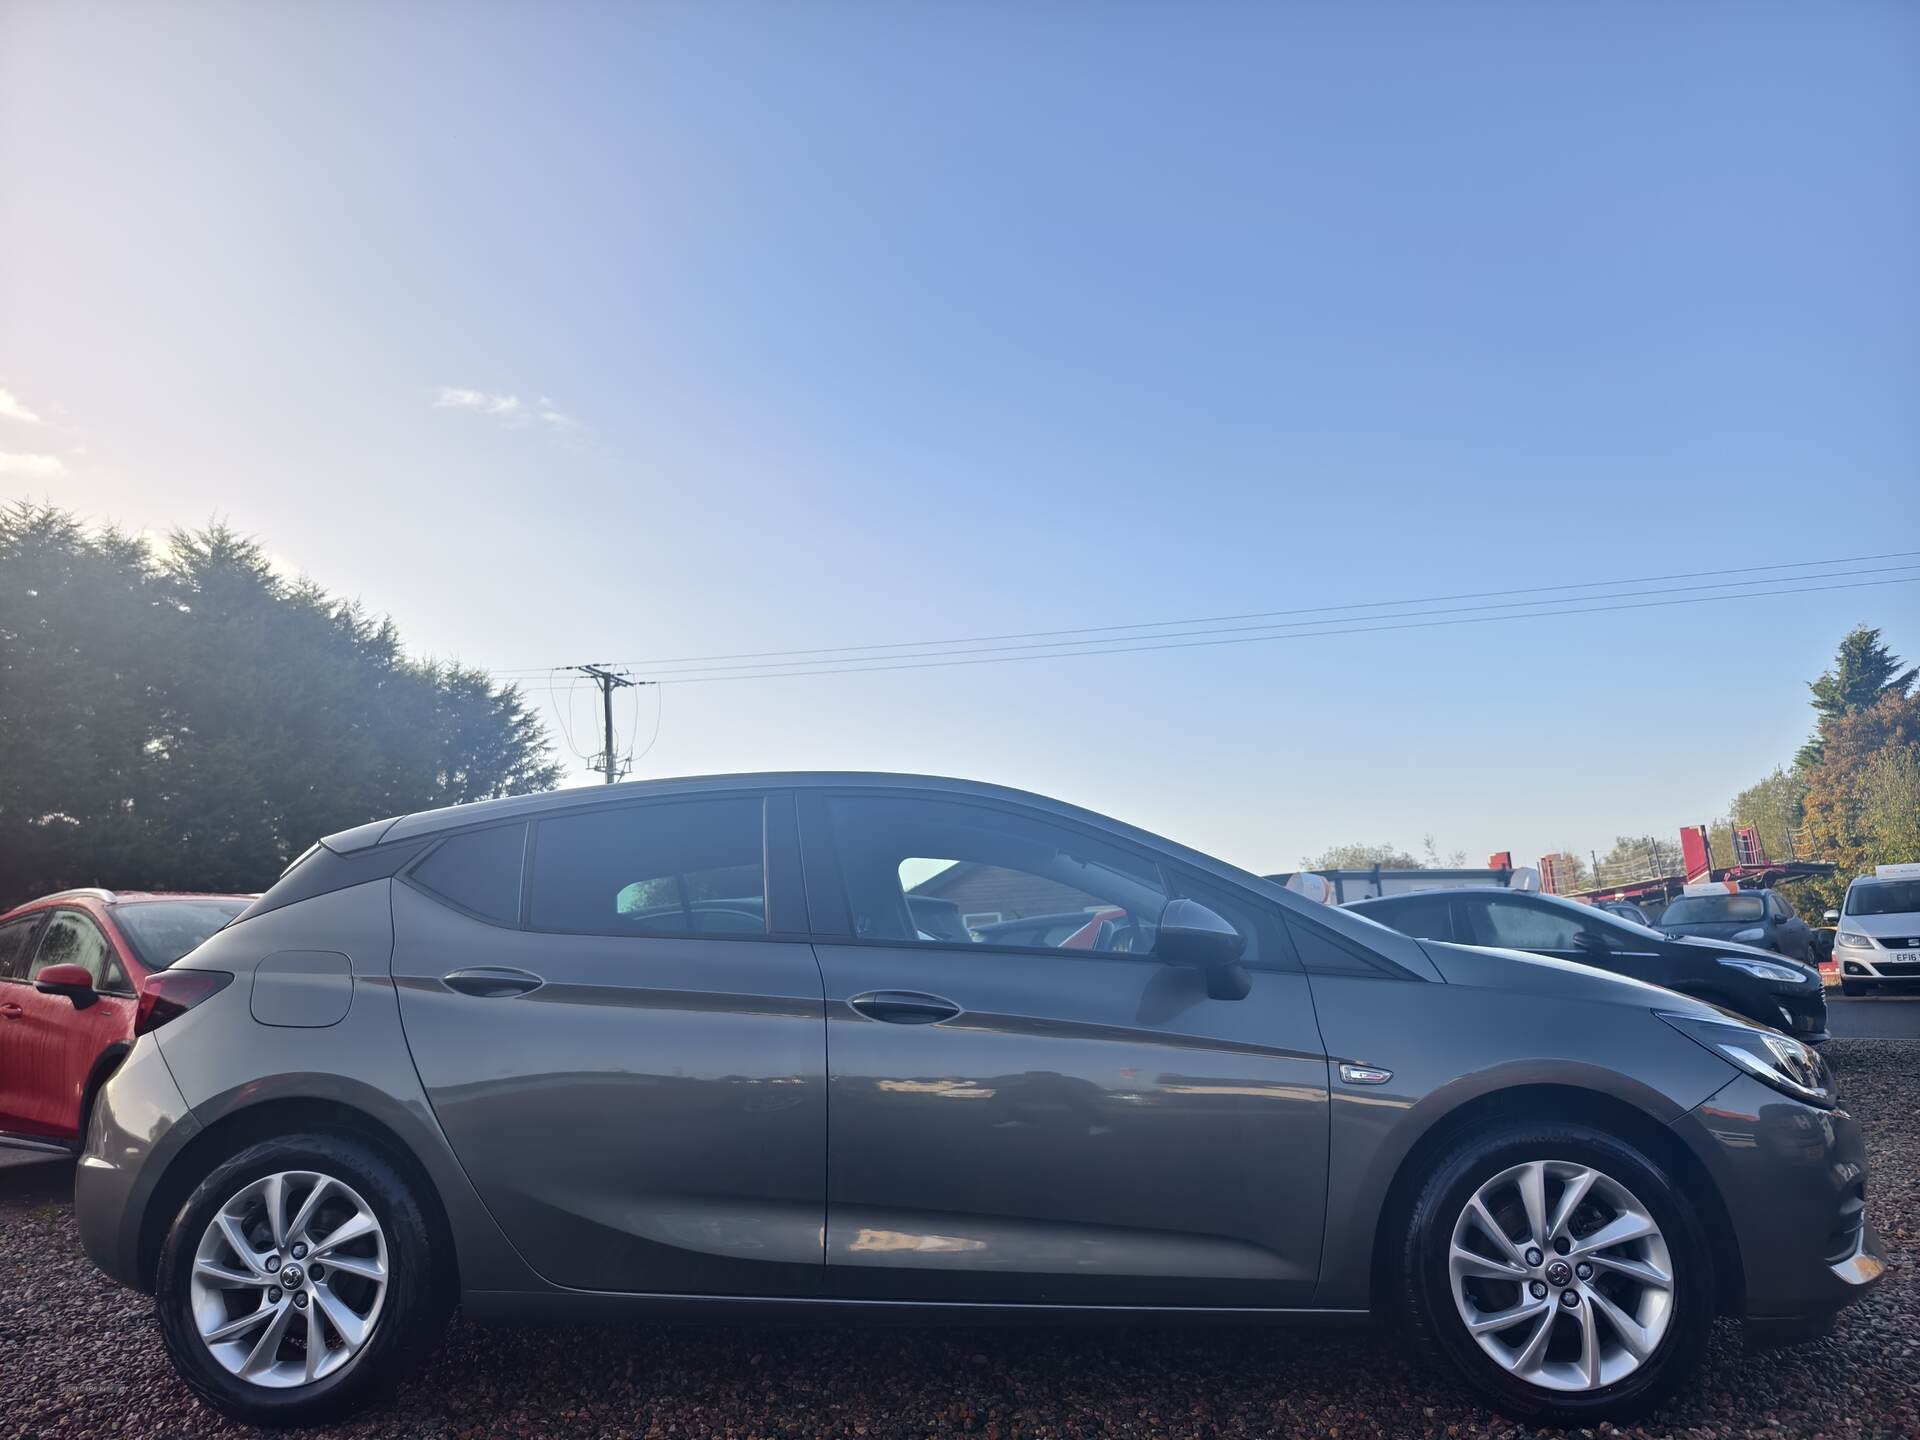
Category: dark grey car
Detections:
[{"x1": 74, "y1": 775, "x2": 1882, "y2": 1427}]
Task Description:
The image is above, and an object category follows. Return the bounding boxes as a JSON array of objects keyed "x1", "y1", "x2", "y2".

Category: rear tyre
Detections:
[
  {"x1": 1403, "y1": 1122, "x2": 1713, "y2": 1426},
  {"x1": 155, "y1": 1132, "x2": 447, "y2": 1426}
]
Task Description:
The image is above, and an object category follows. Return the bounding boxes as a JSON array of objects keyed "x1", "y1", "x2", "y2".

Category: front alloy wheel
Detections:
[
  {"x1": 188, "y1": 1170, "x2": 390, "y2": 1386},
  {"x1": 1405, "y1": 1123, "x2": 1713, "y2": 1425},
  {"x1": 1448, "y1": 1160, "x2": 1673, "y2": 1392}
]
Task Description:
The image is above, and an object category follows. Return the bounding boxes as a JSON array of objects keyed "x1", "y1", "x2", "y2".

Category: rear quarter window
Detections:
[{"x1": 406, "y1": 824, "x2": 528, "y2": 926}]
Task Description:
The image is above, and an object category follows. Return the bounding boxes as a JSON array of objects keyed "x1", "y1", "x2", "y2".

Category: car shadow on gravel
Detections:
[{"x1": 3, "y1": 1040, "x2": 1914, "y2": 1440}]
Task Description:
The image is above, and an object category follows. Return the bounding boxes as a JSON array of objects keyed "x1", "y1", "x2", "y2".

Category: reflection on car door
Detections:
[
  {"x1": 390, "y1": 793, "x2": 828, "y2": 1296},
  {"x1": 804, "y1": 791, "x2": 1330, "y2": 1307}
]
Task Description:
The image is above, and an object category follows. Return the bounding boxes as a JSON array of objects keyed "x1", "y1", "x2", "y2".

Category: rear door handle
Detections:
[
  {"x1": 848, "y1": 990, "x2": 961, "y2": 1025},
  {"x1": 0, "y1": 1002, "x2": 22, "y2": 1019},
  {"x1": 442, "y1": 967, "x2": 545, "y2": 998}
]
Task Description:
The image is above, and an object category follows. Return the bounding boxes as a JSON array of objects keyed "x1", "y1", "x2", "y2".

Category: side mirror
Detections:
[
  {"x1": 1823, "y1": 910, "x2": 1839, "y2": 924},
  {"x1": 1573, "y1": 931, "x2": 1609, "y2": 956},
  {"x1": 1153, "y1": 898, "x2": 1250, "y2": 1000},
  {"x1": 34, "y1": 963, "x2": 98, "y2": 1009}
]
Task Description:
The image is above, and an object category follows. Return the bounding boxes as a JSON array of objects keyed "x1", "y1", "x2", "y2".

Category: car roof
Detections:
[
  {"x1": 326, "y1": 771, "x2": 1177, "y2": 854},
  {"x1": 0, "y1": 890, "x2": 253, "y2": 923}
]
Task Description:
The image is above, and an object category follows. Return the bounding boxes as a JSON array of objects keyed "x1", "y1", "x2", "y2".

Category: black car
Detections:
[
  {"x1": 1657, "y1": 887, "x2": 1814, "y2": 964},
  {"x1": 1347, "y1": 886, "x2": 1828, "y2": 1041}
]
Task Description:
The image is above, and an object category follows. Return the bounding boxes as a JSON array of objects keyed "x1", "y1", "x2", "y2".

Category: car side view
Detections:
[
  {"x1": 1343, "y1": 887, "x2": 1829, "y2": 1042},
  {"x1": 74, "y1": 775, "x2": 1882, "y2": 1427},
  {"x1": 0, "y1": 889, "x2": 252, "y2": 1151}
]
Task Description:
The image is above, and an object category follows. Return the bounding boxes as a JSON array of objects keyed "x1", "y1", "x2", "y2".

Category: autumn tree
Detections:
[
  {"x1": 1796, "y1": 690, "x2": 1920, "y2": 911},
  {"x1": 1797, "y1": 625, "x2": 1917, "y2": 768}
]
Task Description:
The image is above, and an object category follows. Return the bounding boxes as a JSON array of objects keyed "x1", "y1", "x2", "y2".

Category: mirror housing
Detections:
[
  {"x1": 34, "y1": 963, "x2": 98, "y2": 1008},
  {"x1": 1823, "y1": 909, "x2": 1839, "y2": 924},
  {"x1": 1153, "y1": 898, "x2": 1251, "y2": 1000},
  {"x1": 1573, "y1": 931, "x2": 1610, "y2": 956}
]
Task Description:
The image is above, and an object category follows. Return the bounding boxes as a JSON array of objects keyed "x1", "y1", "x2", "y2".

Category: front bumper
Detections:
[
  {"x1": 74, "y1": 1034, "x2": 201, "y2": 1292},
  {"x1": 1837, "y1": 951, "x2": 1920, "y2": 984},
  {"x1": 1671, "y1": 1074, "x2": 1884, "y2": 1336}
]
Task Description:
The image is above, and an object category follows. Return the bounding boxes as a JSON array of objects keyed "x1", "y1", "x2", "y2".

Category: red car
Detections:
[{"x1": 0, "y1": 888, "x2": 252, "y2": 1151}]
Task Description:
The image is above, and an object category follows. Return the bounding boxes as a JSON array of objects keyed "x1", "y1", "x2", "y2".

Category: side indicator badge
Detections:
[{"x1": 1339, "y1": 1063, "x2": 1394, "y2": 1086}]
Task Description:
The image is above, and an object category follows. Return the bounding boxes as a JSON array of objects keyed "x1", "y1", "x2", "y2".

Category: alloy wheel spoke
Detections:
[
  {"x1": 1570, "y1": 1210, "x2": 1656, "y2": 1257},
  {"x1": 263, "y1": 1173, "x2": 289, "y2": 1250},
  {"x1": 318, "y1": 1251, "x2": 387, "y2": 1282},
  {"x1": 1516, "y1": 1162, "x2": 1549, "y2": 1250},
  {"x1": 1584, "y1": 1283, "x2": 1657, "y2": 1361},
  {"x1": 1467, "y1": 1295, "x2": 1552, "y2": 1335},
  {"x1": 1576, "y1": 1294, "x2": 1602, "y2": 1388},
  {"x1": 195, "y1": 1258, "x2": 263, "y2": 1289},
  {"x1": 1509, "y1": 1306, "x2": 1557, "y2": 1376},
  {"x1": 1465, "y1": 1195, "x2": 1525, "y2": 1264},
  {"x1": 1451, "y1": 1245, "x2": 1529, "y2": 1282},
  {"x1": 310, "y1": 1209, "x2": 378, "y2": 1257},
  {"x1": 202, "y1": 1303, "x2": 277, "y2": 1344},
  {"x1": 240, "y1": 1302, "x2": 293, "y2": 1375},
  {"x1": 313, "y1": 1285, "x2": 369, "y2": 1352},
  {"x1": 1587, "y1": 1250, "x2": 1672, "y2": 1289},
  {"x1": 302, "y1": 1303, "x2": 326, "y2": 1382},
  {"x1": 287, "y1": 1176, "x2": 333, "y2": 1245},
  {"x1": 1547, "y1": 1167, "x2": 1597, "y2": 1243},
  {"x1": 216, "y1": 1212, "x2": 270, "y2": 1276}
]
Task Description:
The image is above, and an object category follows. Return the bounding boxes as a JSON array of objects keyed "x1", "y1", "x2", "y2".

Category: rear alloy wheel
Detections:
[
  {"x1": 157, "y1": 1133, "x2": 446, "y2": 1425},
  {"x1": 1406, "y1": 1124, "x2": 1713, "y2": 1425},
  {"x1": 187, "y1": 1170, "x2": 390, "y2": 1387}
]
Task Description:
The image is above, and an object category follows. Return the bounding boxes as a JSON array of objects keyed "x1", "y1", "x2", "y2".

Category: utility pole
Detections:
[{"x1": 573, "y1": 664, "x2": 638, "y2": 784}]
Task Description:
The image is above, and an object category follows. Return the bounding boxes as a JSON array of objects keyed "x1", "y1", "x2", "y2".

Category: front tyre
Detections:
[
  {"x1": 156, "y1": 1133, "x2": 447, "y2": 1426},
  {"x1": 1404, "y1": 1122, "x2": 1714, "y2": 1426}
]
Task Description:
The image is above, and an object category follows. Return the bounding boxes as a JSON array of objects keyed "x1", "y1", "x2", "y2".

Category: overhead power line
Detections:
[
  {"x1": 536, "y1": 574, "x2": 1920, "y2": 687},
  {"x1": 486, "y1": 547, "x2": 1920, "y2": 679}
]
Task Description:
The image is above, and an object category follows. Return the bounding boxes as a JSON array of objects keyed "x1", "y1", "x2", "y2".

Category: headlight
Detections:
[
  {"x1": 1836, "y1": 931, "x2": 1874, "y2": 950},
  {"x1": 1718, "y1": 956, "x2": 1807, "y2": 984},
  {"x1": 1656, "y1": 1011, "x2": 1835, "y2": 1108},
  {"x1": 1731, "y1": 927, "x2": 1766, "y2": 943}
]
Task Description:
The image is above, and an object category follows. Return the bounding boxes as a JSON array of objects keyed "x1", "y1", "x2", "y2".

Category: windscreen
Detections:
[
  {"x1": 1660, "y1": 894, "x2": 1764, "y2": 925},
  {"x1": 1846, "y1": 880, "x2": 1920, "y2": 917},
  {"x1": 112, "y1": 899, "x2": 250, "y2": 969}
]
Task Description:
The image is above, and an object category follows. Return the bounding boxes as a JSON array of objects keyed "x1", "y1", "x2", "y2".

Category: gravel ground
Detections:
[{"x1": 4, "y1": 1039, "x2": 1916, "y2": 1440}]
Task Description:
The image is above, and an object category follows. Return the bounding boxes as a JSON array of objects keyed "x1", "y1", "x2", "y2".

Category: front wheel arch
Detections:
[{"x1": 1369, "y1": 1084, "x2": 1743, "y2": 1321}]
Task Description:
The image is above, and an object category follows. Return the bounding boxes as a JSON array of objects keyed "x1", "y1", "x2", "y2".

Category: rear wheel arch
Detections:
[
  {"x1": 138, "y1": 1097, "x2": 458, "y2": 1300},
  {"x1": 78, "y1": 1043, "x2": 131, "y2": 1141},
  {"x1": 1369, "y1": 1084, "x2": 1743, "y2": 1320}
]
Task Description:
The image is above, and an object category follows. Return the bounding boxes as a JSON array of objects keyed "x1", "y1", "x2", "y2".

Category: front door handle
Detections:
[
  {"x1": 848, "y1": 990, "x2": 961, "y2": 1025},
  {"x1": 442, "y1": 967, "x2": 545, "y2": 998},
  {"x1": 0, "y1": 1002, "x2": 22, "y2": 1020}
]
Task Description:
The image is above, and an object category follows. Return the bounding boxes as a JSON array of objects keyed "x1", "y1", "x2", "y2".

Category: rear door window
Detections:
[{"x1": 529, "y1": 798, "x2": 767, "y2": 937}]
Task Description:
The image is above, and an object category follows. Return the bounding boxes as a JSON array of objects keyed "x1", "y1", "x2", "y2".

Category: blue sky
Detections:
[{"x1": 3, "y1": 2, "x2": 1916, "y2": 873}]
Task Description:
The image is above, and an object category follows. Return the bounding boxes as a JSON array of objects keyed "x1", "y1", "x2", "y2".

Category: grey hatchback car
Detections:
[{"x1": 76, "y1": 774, "x2": 1883, "y2": 1427}]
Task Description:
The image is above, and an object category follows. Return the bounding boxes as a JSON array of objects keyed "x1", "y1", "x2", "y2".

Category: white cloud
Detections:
[
  {"x1": 435, "y1": 385, "x2": 585, "y2": 434},
  {"x1": 434, "y1": 385, "x2": 524, "y2": 418},
  {"x1": 0, "y1": 451, "x2": 67, "y2": 476},
  {"x1": 0, "y1": 387, "x2": 45, "y2": 425}
]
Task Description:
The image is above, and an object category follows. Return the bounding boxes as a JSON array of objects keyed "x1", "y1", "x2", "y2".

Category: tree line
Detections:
[{"x1": 0, "y1": 503, "x2": 562, "y2": 908}]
